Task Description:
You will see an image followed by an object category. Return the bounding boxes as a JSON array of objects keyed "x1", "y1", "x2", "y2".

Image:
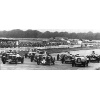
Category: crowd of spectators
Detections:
[
  {"x1": 0, "y1": 41, "x2": 17, "y2": 48},
  {"x1": 0, "y1": 39, "x2": 76, "y2": 48},
  {"x1": 18, "y1": 41, "x2": 69, "y2": 47},
  {"x1": 0, "y1": 41, "x2": 68, "y2": 48}
]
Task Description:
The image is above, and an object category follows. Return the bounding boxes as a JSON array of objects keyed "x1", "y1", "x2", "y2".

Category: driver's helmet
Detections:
[
  {"x1": 72, "y1": 55, "x2": 75, "y2": 58},
  {"x1": 67, "y1": 51, "x2": 70, "y2": 54},
  {"x1": 9, "y1": 50, "x2": 12, "y2": 52},
  {"x1": 13, "y1": 52, "x2": 16, "y2": 55},
  {"x1": 37, "y1": 56, "x2": 39, "y2": 59},
  {"x1": 92, "y1": 51, "x2": 95, "y2": 54},
  {"x1": 43, "y1": 56, "x2": 45, "y2": 59},
  {"x1": 75, "y1": 54, "x2": 80, "y2": 57}
]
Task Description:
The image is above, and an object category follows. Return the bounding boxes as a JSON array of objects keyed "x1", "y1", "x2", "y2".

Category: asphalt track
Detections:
[{"x1": 0, "y1": 49, "x2": 100, "y2": 70}]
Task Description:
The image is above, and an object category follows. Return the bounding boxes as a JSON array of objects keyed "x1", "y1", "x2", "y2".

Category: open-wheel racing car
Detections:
[
  {"x1": 60, "y1": 52, "x2": 74, "y2": 64},
  {"x1": 63, "y1": 54, "x2": 74, "y2": 64},
  {"x1": 72, "y1": 54, "x2": 89, "y2": 67},
  {"x1": 1, "y1": 52, "x2": 24, "y2": 64},
  {"x1": 26, "y1": 51, "x2": 36, "y2": 58},
  {"x1": 34, "y1": 50, "x2": 47, "y2": 62},
  {"x1": 86, "y1": 51, "x2": 100, "y2": 63},
  {"x1": 36, "y1": 55, "x2": 55, "y2": 65},
  {"x1": 59, "y1": 51, "x2": 70, "y2": 61}
]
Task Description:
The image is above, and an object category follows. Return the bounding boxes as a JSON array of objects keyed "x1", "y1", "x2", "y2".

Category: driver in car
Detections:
[
  {"x1": 91, "y1": 51, "x2": 95, "y2": 56},
  {"x1": 16, "y1": 53, "x2": 21, "y2": 57}
]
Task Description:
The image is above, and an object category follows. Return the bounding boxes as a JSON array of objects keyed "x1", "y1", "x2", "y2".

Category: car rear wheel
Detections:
[
  {"x1": 31, "y1": 57, "x2": 34, "y2": 62},
  {"x1": 53, "y1": 61, "x2": 55, "y2": 65},
  {"x1": 97, "y1": 59, "x2": 100, "y2": 63},
  {"x1": 15, "y1": 59, "x2": 18, "y2": 64},
  {"x1": 72, "y1": 63, "x2": 75, "y2": 67},
  {"x1": 2, "y1": 60, "x2": 6, "y2": 64},
  {"x1": 21, "y1": 59, "x2": 24, "y2": 64},
  {"x1": 75, "y1": 64, "x2": 77, "y2": 67},
  {"x1": 37, "y1": 60, "x2": 40, "y2": 65},
  {"x1": 83, "y1": 63, "x2": 86, "y2": 67},
  {"x1": 86, "y1": 63, "x2": 88, "y2": 67},
  {"x1": 2, "y1": 58, "x2": 6, "y2": 64}
]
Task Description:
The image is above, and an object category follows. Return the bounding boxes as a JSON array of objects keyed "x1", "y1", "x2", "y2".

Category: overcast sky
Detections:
[{"x1": 0, "y1": 0, "x2": 100, "y2": 33}]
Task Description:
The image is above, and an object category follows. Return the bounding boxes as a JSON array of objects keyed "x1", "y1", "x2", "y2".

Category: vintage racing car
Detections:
[
  {"x1": 72, "y1": 54, "x2": 89, "y2": 67},
  {"x1": 59, "y1": 51, "x2": 70, "y2": 61},
  {"x1": 36, "y1": 55, "x2": 55, "y2": 65},
  {"x1": 60, "y1": 52, "x2": 74, "y2": 64},
  {"x1": 87, "y1": 54, "x2": 100, "y2": 62},
  {"x1": 1, "y1": 52, "x2": 24, "y2": 64},
  {"x1": 63, "y1": 54, "x2": 74, "y2": 64},
  {"x1": 34, "y1": 50, "x2": 47, "y2": 62},
  {"x1": 26, "y1": 51, "x2": 36, "y2": 58}
]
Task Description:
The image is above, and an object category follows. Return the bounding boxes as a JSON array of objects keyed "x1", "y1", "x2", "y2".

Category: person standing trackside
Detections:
[
  {"x1": 57, "y1": 54, "x2": 59, "y2": 61},
  {"x1": 61, "y1": 55, "x2": 65, "y2": 64}
]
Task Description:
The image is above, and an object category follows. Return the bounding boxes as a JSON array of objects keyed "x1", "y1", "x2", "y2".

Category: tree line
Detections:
[{"x1": 0, "y1": 29, "x2": 100, "y2": 40}]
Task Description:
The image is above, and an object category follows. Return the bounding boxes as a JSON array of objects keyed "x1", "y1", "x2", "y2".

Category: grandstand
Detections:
[{"x1": 0, "y1": 38, "x2": 19, "y2": 48}]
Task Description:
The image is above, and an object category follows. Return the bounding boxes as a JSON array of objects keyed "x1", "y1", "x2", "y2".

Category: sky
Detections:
[{"x1": 0, "y1": 0, "x2": 100, "y2": 33}]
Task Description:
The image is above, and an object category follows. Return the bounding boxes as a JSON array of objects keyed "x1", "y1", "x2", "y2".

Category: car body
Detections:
[
  {"x1": 72, "y1": 55, "x2": 89, "y2": 67},
  {"x1": 37, "y1": 55, "x2": 55, "y2": 65},
  {"x1": 87, "y1": 54, "x2": 100, "y2": 63},
  {"x1": 34, "y1": 50, "x2": 47, "y2": 62},
  {"x1": 64, "y1": 54, "x2": 74, "y2": 64},
  {"x1": 59, "y1": 51, "x2": 71, "y2": 61},
  {"x1": 1, "y1": 53, "x2": 24, "y2": 64},
  {"x1": 27, "y1": 51, "x2": 36, "y2": 58}
]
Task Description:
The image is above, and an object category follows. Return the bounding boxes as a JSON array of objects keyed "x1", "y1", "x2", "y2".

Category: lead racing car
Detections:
[
  {"x1": 72, "y1": 54, "x2": 89, "y2": 67},
  {"x1": 1, "y1": 52, "x2": 24, "y2": 64}
]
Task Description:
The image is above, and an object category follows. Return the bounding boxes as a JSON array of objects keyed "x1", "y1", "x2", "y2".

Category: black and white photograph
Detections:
[
  {"x1": 1, "y1": 30, "x2": 100, "y2": 70},
  {"x1": 0, "y1": 0, "x2": 100, "y2": 70},
  {"x1": 0, "y1": 0, "x2": 100, "y2": 100}
]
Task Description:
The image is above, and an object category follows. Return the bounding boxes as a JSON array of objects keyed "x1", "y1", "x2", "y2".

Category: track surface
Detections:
[{"x1": 1, "y1": 49, "x2": 100, "y2": 70}]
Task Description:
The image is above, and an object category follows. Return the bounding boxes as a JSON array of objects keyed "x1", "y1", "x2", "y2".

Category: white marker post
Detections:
[{"x1": 16, "y1": 41, "x2": 19, "y2": 52}]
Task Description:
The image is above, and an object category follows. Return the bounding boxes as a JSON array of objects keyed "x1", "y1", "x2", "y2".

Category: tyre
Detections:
[
  {"x1": 21, "y1": 59, "x2": 24, "y2": 64},
  {"x1": 2, "y1": 58, "x2": 6, "y2": 64},
  {"x1": 72, "y1": 64, "x2": 74, "y2": 67},
  {"x1": 72, "y1": 60, "x2": 75, "y2": 67},
  {"x1": 97, "y1": 58, "x2": 100, "y2": 63},
  {"x1": 72, "y1": 62, "x2": 75, "y2": 67},
  {"x1": 75, "y1": 64, "x2": 77, "y2": 67},
  {"x1": 15, "y1": 59, "x2": 18, "y2": 64},
  {"x1": 25, "y1": 54, "x2": 27, "y2": 58},
  {"x1": 87, "y1": 63, "x2": 88, "y2": 67},
  {"x1": 53, "y1": 61, "x2": 55, "y2": 65},
  {"x1": 62, "y1": 61, "x2": 64, "y2": 64},
  {"x1": 83, "y1": 63, "x2": 86, "y2": 67},
  {"x1": 2, "y1": 60, "x2": 6, "y2": 64},
  {"x1": 37, "y1": 60, "x2": 40, "y2": 65},
  {"x1": 31, "y1": 57, "x2": 33, "y2": 62}
]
